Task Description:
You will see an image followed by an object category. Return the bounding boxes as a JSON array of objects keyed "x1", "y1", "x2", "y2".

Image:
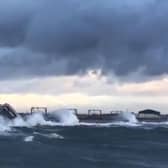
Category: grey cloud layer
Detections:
[{"x1": 0, "y1": 0, "x2": 168, "y2": 79}]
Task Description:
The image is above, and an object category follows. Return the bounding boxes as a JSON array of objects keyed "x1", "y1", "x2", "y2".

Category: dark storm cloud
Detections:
[{"x1": 0, "y1": 0, "x2": 168, "y2": 79}]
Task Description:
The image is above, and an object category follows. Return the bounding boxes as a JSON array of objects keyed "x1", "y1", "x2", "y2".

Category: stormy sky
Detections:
[{"x1": 0, "y1": 0, "x2": 168, "y2": 112}]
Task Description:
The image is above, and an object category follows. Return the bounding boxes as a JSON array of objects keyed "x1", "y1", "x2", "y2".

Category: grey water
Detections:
[{"x1": 0, "y1": 112, "x2": 168, "y2": 168}]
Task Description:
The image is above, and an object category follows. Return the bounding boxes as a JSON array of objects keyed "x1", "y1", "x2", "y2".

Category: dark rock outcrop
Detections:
[{"x1": 0, "y1": 103, "x2": 17, "y2": 119}]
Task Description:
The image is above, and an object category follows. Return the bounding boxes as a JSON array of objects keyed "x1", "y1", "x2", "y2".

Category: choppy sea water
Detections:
[{"x1": 0, "y1": 111, "x2": 168, "y2": 168}]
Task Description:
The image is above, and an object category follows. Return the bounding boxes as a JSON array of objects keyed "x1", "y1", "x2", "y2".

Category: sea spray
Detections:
[
  {"x1": 50, "y1": 109, "x2": 79, "y2": 125},
  {"x1": 120, "y1": 111, "x2": 138, "y2": 123},
  {"x1": 0, "y1": 110, "x2": 144, "y2": 130},
  {"x1": 0, "y1": 110, "x2": 79, "y2": 130},
  {"x1": 9, "y1": 113, "x2": 56, "y2": 127},
  {"x1": 25, "y1": 113, "x2": 56, "y2": 126},
  {"x1": 8, "y1": 109, "x2": 79, "y2": 128},
  {"x1": 0, "y1": 116, "x2": 11, "y2": 131}
]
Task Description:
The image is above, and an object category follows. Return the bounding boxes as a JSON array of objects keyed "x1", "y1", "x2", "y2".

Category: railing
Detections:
[
  {"x1": 30, "y1": 107, "x2": 123, "y2": 116},
  {"x1": 66, "y1": 108, "x2": 78, "y2": 115},
  {"x1": 110, "y1": 110, "x2": 123, "y2": 114},
  {"x1": 88, "y1": 109, "x2": 102, "y2": 115},
  {"x1": 30, "y1": 107, "x2": 48, "y2": 115}
]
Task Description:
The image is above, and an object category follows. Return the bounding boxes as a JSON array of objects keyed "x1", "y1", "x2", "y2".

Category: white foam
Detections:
[
  {"x1": 1, "y1": 109, "x2": 168, "y2": 131},
  {"x1": 10, "y1": 113, "x2": 57, "y2": 127},
  {"x1": 0, "y1": 109, "x2": 79, "y2": 132},
  {"x1": 25, "y1": 113, "x2": 56, "y2": 126},
  {"x1": 24, "y1": 136, "x2": 34, "y2": 142},
  {"x1": 79, "y1": 121, "x2": 140, "y2": 127},
  {"x1": 0, "y1": 117, "x2": 11, "y2": 132},
  {"x1": 34, "y1": 132, "x2": 64, "y2": 139},
  {"x1": 78, "y1": 112, "x2": 139, "y2": 127},
  {"x1": 48, "y1": 133, "x2": 64, "y2": 139},
  {"x1": 119, "y1": 111, "x2": 138, "y2": 123},
  {"x1": 50, "y1": 109, "x2": 79, "y2": 125}
]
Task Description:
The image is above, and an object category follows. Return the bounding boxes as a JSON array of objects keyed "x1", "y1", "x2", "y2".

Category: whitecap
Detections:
[{"x1": 24, "y1": 135, "x2": 34, "y2": 142}]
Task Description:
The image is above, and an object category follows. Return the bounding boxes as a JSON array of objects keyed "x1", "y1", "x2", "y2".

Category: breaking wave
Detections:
[
  {"x1": 0, "y1": 109, "x2": 79, "y2": 132},
  {"x1": 0, "y1": 110, "x2": 168, "y2": 133},
  {"x1": 79, "y1": 111, "x2": 139, "y2": 127},
  {"x1": 49, "y1": 109, "x2": 79, "y2": 125},
  {"x1": 119, "y1": 111, "x2": 138, "y2": 123},
  {"x1": 11, "y1": 113, "x2": 56, "y2": 127},
  {"x1": 0, "y1": 116, "x2": 12, "y2": 132}
]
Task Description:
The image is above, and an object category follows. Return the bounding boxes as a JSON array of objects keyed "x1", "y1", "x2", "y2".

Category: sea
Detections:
[{"x1": 0, "y1": 110, "x2": 168, "y2": 168}]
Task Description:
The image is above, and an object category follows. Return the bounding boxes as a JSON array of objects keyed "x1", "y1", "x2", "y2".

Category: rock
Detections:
[{"x1": 0, "y1": 103, "x2": 17, "y2": 119}]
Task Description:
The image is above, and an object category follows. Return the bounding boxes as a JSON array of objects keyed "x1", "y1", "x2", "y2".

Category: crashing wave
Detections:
[
  {"x1": 119, "y1": 111, "x2": 138, "y2": 123},
  {"x1": 48, "y1": 109, "x2": 79, "y2": 125},
  {"x1": 0, "y1": 109, "x2": 79, "y2": 132}
]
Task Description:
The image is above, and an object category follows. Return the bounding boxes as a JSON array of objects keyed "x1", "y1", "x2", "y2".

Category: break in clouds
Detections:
[{"x1": 0, "y1": 0, "x2": 168, "y2": 80}]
